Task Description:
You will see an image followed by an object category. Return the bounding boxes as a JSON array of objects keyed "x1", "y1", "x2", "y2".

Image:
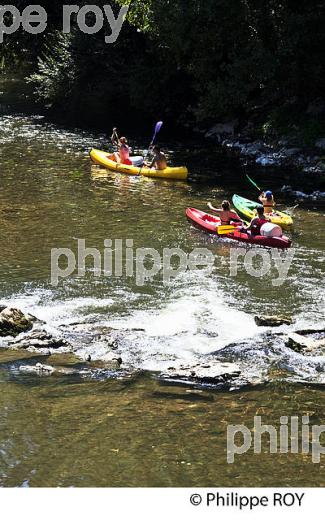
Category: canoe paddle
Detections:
[
  {"x1": 246, "y1": 174, "x2": 262, "y2": 193},
  {"x1": 151, "y1": 121, "x2": 163, "y2": 146},
  {"x1": 246, "y1": 175, "x2": 299, "y2": 215},
  {"x1": 111, "y1": 127, "x2": 119, "y2": 149},
  {"x1": 144, "y1": 121, "x2": 163, "y2": 163},
  {"x1": 217, "y1": 225, "x2": 237, "y2": 235}
]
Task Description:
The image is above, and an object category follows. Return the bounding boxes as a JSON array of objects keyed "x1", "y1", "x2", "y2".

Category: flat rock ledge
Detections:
[
  {"x1": 160, "y1": 361, "x2": 242, "y2": 387},
  {"x1": 18, "y1": 355, "x2": 123, "y2": 377},
  {"x1": 255, "y1": 315, "x2": 293, "y2": 327},
  {"x1": 0, "y1": 306, "x2": 34, "y2": 337},
  {"x1": 8, "y1": 329, "x2": 71, "y2": 352}
]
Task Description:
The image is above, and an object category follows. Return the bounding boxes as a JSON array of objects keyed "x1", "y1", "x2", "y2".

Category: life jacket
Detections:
[
  {"x1": 251, "y1": 217, "x2": 268, "y2": 236},
  {"x1": 262, "y1": 198, "x2": 275, "y2": 213}
]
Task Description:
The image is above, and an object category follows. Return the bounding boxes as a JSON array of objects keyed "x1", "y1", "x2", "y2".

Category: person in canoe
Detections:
[
  {"x1": 259, "y1": 190, "x2": 276, "y2": 214},
  {"x1": 207, "y1": 200, "x2": 241, "y2": 226},
  {"x1": 111, "y1": 128, "x2": 132, "y2": 165},
  {"x1": 245, "y1": 206, "x2": 269, "y2": 235},
  {"x1": 145, "y1": 146, "x2": 168, "y2": 170}
]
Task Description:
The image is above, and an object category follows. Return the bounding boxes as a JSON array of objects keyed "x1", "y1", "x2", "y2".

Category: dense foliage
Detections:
[{"x1": 2, "y1": 1, "x2": 325, "y2": 129}]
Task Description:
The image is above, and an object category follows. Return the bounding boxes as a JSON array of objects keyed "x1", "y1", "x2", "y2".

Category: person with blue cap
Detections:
[{"x1": 259, "y1": 190, "x2": 276, "y2": 215}]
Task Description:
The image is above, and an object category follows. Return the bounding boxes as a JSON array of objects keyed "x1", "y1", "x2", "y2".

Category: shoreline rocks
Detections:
[
  {"x1": 0, "y1": 308, "x2": 125, "y2": 376},
  {"x1": 203, "y1": 122, "x2": 325, "y2": 187},
  {"x1": 281, "y1": 186, "x2": 325, "y2": 204},
  {"x1": 0, "y1": 307, "x2": 33, "y2": 337}
]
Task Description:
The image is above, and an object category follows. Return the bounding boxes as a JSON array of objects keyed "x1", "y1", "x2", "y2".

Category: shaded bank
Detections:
[{"x1": 3, "y1": 2, "x2": 325, "y2": 135}]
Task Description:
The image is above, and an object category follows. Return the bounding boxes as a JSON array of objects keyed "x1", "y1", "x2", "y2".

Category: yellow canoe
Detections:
[{"x1": 90, "y1": 149, "x2": 188, "y2": 181}]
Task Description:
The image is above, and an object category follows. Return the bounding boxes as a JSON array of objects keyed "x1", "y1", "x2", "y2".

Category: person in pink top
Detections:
[{"x1": 111, "y1": 128, "x2": 132, "y2": 165}]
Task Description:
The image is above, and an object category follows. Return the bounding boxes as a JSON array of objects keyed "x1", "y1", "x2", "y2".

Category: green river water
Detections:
[{"x1": 0, "y1": 112, "x2": 324, "y2": 487}]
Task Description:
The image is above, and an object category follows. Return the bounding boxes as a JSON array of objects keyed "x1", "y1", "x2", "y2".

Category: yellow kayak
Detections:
[{"x1": 90, "y1": 149, "x2": 188, "y2": 181}]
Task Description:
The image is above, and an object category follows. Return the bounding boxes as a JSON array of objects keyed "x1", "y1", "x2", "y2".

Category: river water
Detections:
[{"x1": 0, "y1": 113, "x2": 324, "y2": 487}]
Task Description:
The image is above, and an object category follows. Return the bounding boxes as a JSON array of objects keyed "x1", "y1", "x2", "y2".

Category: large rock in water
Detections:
[
  {"x1": 0, "y1": 307, "x2": 33, "y2": 337},
  {"x1": 255, "y1": 315, "x2": 293, "y2": 327}
]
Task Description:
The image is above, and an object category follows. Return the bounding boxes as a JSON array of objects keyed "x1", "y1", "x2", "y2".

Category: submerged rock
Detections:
[
  {"x1": 0, "y1": 307, "x2": 33, "y2": 337},
  {"x1": 90, "y1": 352, "x2": 123, "y2": 370},
  {"x1": 161, "y1": 360, "x2": 241, "y2": 386},
  {"x1": 19, "y1": 363, "x2": 54, "y2": 375},
  {"x1": 19, "y1": 362, "x2": 79, "y2": 376},
  {"x1": 255, "y1": 315, "x2": 293, "y2": 327}
]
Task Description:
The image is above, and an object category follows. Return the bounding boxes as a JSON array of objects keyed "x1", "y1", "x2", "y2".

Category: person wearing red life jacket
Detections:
[{"x1": 246, "y1": 206, "x2": 269, "y2": 236}]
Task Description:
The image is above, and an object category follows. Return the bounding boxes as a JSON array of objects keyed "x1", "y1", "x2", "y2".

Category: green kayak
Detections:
[{"x1": 232, "y1": 195, "x2": 293, "y2": 230}]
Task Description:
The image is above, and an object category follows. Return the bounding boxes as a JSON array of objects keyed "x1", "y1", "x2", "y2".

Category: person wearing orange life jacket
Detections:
[
  {"x1": 208, "y1": 200, "x2": 241, "y2": 225},
  {"x1": 259, "y1": 190, "x2": 276, "y2": 215}
]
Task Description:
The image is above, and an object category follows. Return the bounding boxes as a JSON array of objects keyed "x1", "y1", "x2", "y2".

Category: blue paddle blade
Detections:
[
  {"x1": 147, "y1": 121, "x2": 164, "y2": 155},
  {"x1": 155, "y1": 121, "x2": 163, "y2": 134}
]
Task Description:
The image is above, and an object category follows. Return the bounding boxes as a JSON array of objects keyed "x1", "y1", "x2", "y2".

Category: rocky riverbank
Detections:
[
  {"x1": 203, "y1": 110, "x2": 325, "y2": 193},
  {"x1": 1, "y1": 306, "x2": 325, "y2": 390}
]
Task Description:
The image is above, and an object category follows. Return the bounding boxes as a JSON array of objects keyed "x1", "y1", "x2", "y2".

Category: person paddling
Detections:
[
  {"x1": 111, "y1": 128, "x2": 132, "y2": 165},
  {"x1": 259, "y1": 190, "x2": 276, "y2": 214},
  {"x1": 146, "y1": 146, "x2": 168, "y2": 170},
  {"x1": 246, "y1": 206, "x2": 269, "y2": 236},
  {"x1": 207, "y1": 200, "x2": 241, "y2": 226}
]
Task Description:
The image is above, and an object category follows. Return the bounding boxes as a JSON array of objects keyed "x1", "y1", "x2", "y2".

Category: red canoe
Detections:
[{"x1": 186, "y1": 208, "x2": 292, "y2": 249}]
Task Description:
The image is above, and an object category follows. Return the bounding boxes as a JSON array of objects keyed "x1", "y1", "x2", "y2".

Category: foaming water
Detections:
[{"x1": 100, "y1": 272, "x2": 260, "y2": 370}]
